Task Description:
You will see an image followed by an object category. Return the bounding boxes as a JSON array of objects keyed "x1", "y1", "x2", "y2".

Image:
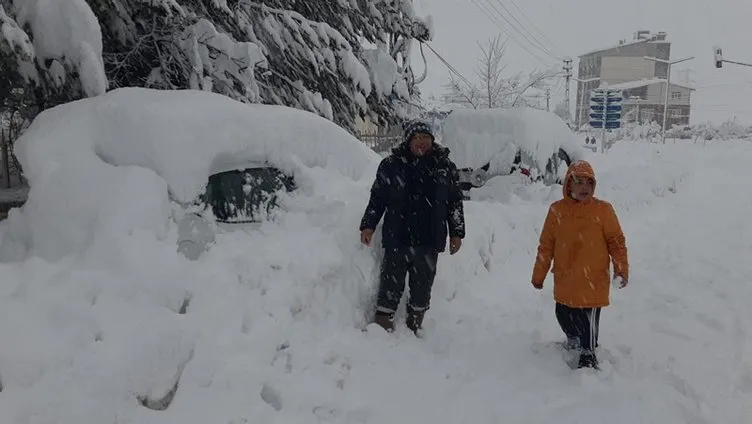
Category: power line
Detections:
[
  {"x1": 422, "y1": 42, "x2": 475, "y2": 90},
  {"x1": 507, "y1": 0, "x2": 562, "y2": 57},
  {"x1": 468, "y1": 0, "x2": 556, "y2": 67},
  {"x1": 478, "y1": 0, "x2": 559, "y2": 63},
  {"x1": 484, "y1": 0, "x2": 562, "y2": 61}
]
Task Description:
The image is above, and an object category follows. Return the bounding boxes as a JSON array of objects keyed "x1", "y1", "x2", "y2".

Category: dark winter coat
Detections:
[{"x1": 359, "y1": 142, "x2": 465, "y2": 252}]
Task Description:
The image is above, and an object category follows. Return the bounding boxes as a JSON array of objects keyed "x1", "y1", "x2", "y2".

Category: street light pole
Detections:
[
  {"x1": 572, "y1": 76, "x2": 600, "y2": 129},
  {"x1": 644, "y1": 55, "x2": 694, "y2": 144}
]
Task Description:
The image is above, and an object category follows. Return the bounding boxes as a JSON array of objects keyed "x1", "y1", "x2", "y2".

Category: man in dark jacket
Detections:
[{"x1": 359, "y1": 120, "x2": 466, "y2": 334}]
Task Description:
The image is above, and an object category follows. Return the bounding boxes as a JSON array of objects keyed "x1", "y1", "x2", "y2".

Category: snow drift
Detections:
[
  {"x1": 1, "y1": 87, "x2": 380, "y2": 262},
  {"x1": 0, "y1": 138, "x2": 748, "y2": 423}
]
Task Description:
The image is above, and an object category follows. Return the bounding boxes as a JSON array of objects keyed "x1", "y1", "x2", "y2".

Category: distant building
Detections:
[
  {"x1": 605, "y1": 78, "x2": 694, "y2": 127},
  {"x1": 575, "y1": 30, "x2": 693, "y2": 128}
]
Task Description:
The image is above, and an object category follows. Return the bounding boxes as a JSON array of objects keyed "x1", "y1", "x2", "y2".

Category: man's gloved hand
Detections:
[
  {"x1": 532, "y1": 280, "x2": 544, "y2": 290},
  {"x1": 449, "y1": 237, "x2": 462, "y2": 255},
  {"x1": 360, "y1": 228, "x2": 374, "y2": 246}
]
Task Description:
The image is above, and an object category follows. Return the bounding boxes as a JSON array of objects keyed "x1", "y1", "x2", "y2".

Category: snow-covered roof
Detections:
[
  {"x1": 605, "y1": 78, "x2": 695, "y2": 91},
  {"x1": 578, "y1": 39, "x2": 647, "y2": 58},
  {"x1": 440, "y1": 107, "x2": 585, "y2": 172}
]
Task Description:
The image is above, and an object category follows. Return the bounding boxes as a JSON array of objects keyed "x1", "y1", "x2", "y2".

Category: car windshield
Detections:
[{"x1": 203, "y1": 167, "x2": 294, "y2": 223}]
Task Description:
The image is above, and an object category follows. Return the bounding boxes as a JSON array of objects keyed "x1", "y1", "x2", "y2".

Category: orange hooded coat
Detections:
[{"x1": 531, "y1": 160, "x2": 628, "y2": 308}]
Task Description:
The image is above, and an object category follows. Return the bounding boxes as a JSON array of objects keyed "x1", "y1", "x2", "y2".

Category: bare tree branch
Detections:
[{"x1": 442, "y1": 34, "x2": 555, "y2": 110}]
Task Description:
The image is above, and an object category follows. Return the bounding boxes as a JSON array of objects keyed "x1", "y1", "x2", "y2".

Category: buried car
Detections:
[
  {"x1": 175, "y1": 158, "x2": 298, "y2": 260},
  {"x1": 439, "y1": 107, "x2": 586, "y2": 191},
  {"x1": 0, "y1": 87, "x2": 379, "y2": 263}
]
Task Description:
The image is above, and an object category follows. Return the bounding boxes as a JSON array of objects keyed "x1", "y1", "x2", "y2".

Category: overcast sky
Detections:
[{"x1": 412, "y1": 0, "x2": 752, "y2": 124}]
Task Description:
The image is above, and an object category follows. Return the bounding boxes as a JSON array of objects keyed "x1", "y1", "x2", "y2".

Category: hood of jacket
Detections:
[{"x1": 563, "y1": 160, "x2": 596, "y2": 202}]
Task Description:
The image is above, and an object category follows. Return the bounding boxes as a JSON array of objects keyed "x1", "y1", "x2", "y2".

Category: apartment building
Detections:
[{"x1": 575, "y1": 30, "x2": 693, "y2": 128}]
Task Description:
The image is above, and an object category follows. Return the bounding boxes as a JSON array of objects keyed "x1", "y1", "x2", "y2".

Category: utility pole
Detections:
[
  {"x1": 563, "y1": 57, "x2": 573, "y2": 122},
  {"x1": 644, "y1": 55, "x2": 694, "y2": 144},
  {"x1": 546, "y1": 88, "x2": 551, "y2": 111}
]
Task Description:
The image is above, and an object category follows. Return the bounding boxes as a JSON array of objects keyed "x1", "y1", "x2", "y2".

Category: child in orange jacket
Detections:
[{"x1": 531, "y1": 160, "x2": 628, "y2": 369}]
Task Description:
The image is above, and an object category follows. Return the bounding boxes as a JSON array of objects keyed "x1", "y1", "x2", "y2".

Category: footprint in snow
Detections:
[{"x1": 260, "y1": 382, "x2": 282, "y2": 411}]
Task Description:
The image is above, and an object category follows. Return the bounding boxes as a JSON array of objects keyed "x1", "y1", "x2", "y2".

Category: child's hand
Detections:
[{"x1": 612, "y1": 275, "x2": 628, "y2": 289}]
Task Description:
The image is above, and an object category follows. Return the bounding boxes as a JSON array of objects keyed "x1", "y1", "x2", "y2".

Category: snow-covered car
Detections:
[
  {"x1": 439, "y1": 107, "x2": 586, "y2": 191},
  {"x1": 175, "y1": 159, "x2": 298, "y2": 260},
  {"x1": 0, "y1": 87, "x2": 380, "y2": 263}
]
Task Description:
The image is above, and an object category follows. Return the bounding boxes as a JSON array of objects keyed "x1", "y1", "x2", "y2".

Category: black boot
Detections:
[
  {"x1": 578, "y1": 352, "x2": 598, "y2": 369},
  {"x1": 406, "y1": 306, "x2": 426, "y2": 335},
  {"x1": 374, "y1": 311, "x2": 394, "y2": 332}
]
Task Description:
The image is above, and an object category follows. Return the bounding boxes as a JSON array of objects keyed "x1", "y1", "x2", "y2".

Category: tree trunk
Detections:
[{"x1": 2, "y1": 128, "x2": 10, "y2": 189}]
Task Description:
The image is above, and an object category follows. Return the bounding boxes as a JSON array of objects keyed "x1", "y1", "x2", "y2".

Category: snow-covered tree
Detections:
[
  {"x1": 442, "y1": 34, "x2": 555, "y2": 110},
  {"x1": 0, "y1": 0, "x2": 107, "y2": 112},
  {"x1": 0, "y1": 0, "x2": 432, "y2": 133}
]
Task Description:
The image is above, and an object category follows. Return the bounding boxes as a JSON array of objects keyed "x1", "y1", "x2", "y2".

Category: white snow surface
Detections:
[
  {"x1": 2, "y1": 87, "x2": 379, "y2": 262},
  {"x1": 13, "y1": 0, "x2": 107, "y2": 96},
  {"x1": 0, "y1": 99, "x2": 751, "y2": 423},
  {"x1": 441, "y1": 107, "x2": 585, "y2": 172}
]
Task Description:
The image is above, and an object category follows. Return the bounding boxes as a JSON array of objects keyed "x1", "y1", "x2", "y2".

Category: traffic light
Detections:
[{"x1": 714, "y1": 46, "x2": 723, "y2": 69}]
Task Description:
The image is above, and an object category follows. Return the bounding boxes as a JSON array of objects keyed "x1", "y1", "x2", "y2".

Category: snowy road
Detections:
[
  {"x1": 307, "y1": 141, "x2": 752, "y2": 424},
  {"x1": 0, "y1": 140, "x2": 750, "y2": 423}
]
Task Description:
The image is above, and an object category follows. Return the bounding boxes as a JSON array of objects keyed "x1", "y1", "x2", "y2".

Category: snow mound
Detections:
[
  {"x1": 440, "y1": 107, "x2": 585, "y2": 172},
  {"x1": 3, "y1": 87, "x2": 380, "y2": 262}
]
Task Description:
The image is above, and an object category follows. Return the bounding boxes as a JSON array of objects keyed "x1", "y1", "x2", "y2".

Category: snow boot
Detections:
[
  {"x1": 374, "y1": 311, "x2": 394, "y2": 332},
  {"x1": 577, "y1": 352, "x2": 598, "y2": 369},
  {"x1": 406, "y1": 306, "x2": 425, "y2": 335}
]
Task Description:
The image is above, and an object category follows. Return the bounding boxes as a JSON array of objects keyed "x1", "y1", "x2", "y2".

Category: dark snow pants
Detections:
[
  {"x1": 376, "y1": 247, "x2": 439, "y2": 314},
  {"x1": 555, "y1": 303, "x2": 602, "y2": 353}
]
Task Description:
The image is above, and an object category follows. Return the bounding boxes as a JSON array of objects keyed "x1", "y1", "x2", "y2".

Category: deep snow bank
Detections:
[
  {"x1": 2, "y1": 87, "x2": 380, "y2": 262},
  {"x1": 0, "y1": 138, "x2": 750, "y2": 423},
  {"x1": 440, "y1": 107, "x2": 585, "y2": 172}
]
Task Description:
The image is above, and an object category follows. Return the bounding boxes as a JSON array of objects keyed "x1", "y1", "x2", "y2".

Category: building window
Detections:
[
  {"x1": 671, "y1": 91, "x2": 682, "y2": 100},
  {"x1": 669, "y1": 108, "x2": 682, "y2": 118}
]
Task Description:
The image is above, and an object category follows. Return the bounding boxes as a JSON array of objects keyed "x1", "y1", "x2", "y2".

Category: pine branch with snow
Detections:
[
  {"x1": 2, "y1": 0, "x2": 434, "y2": 134},
  {"x1": 0, "y1": 0, "x2": 108, "y2": 110}
]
